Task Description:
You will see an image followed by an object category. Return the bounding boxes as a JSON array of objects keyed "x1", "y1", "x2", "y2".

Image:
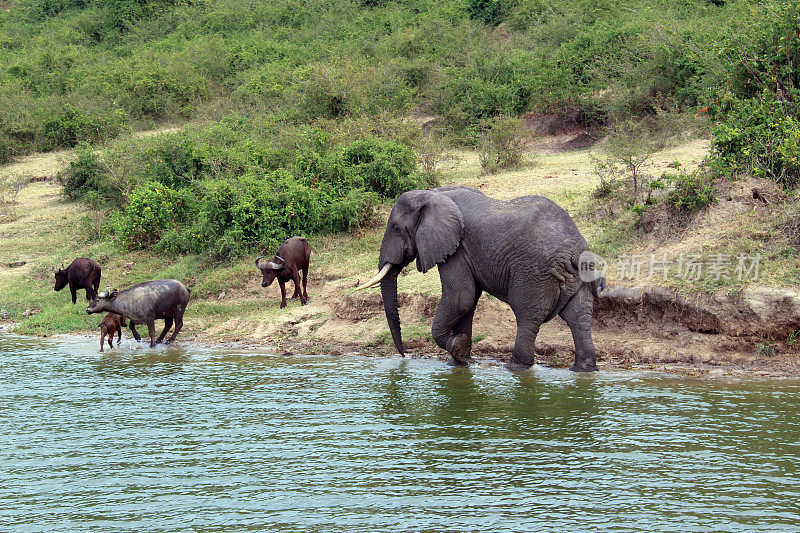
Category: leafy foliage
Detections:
[
  {"x1": 0, "y1": 0, "x2": 751, "y2": 157},
  {"x1": 710, "y1": 1, "x2": 800, "y2": 187},
  {"x1": 661, "y1": 170, "x2": 716, "y2": 211},
  {"x1": 477, "y1": 114, "x2": 526, "y2": 174},
  {"x1": 68, "y1": 127, "x2": 434, "y2": 259}
]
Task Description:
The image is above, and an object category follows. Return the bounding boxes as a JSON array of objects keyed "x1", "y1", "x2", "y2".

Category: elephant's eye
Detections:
[{"x1": 394, "y1": 226, "x2": 401, "y2": 235}]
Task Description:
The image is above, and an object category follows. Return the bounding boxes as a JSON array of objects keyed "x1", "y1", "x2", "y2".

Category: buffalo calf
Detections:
[
  {"x1": 98, "y1": 313, "x2": 127, "y2": 352},
  {"x1": 256, "y1": 236, "x2": 311, "y2": 309}
]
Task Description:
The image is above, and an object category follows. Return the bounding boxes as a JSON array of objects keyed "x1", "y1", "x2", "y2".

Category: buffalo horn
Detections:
[
  {"x1": 255, "y1": 255, "x2": 267, "y2": 269},
  {"x1": 355, "y1": 263, "x2": 393, "y2": 291}
]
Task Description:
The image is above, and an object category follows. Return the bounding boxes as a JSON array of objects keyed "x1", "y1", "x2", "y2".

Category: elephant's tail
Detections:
[{"x1": 591, "y1": 275, "x2": 606, "y2": 299}]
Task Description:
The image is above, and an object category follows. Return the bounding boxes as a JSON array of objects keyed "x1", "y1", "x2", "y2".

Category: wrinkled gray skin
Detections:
[
  {"x1": 376, "y1": 185, "x2": 602, "y2": 372},
  {"x1": 87, "y1": 279, "x2": 191, "y2": 347}
]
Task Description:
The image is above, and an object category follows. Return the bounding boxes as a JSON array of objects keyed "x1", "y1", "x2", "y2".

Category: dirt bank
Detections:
[
  {"x1": 189, "y1": 274, "x2": 800, "y2": 377},
  {"x1": 2, "y1": 128, "x2": 799, "y2": 377}
]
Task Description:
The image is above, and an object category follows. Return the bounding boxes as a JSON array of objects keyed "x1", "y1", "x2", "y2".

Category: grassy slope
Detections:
[{"x1": 0, "y1": 0, "x2": 751, "y2": 158}]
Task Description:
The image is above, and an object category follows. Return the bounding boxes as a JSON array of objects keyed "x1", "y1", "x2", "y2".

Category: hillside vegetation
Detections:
[
  {"x1": 5, "y1": 0, "x2": 794, "y2": 255},
  {"x1": 0, "y1": 0, "x2": 752, "y2": 161},
  {"x1": 3, "y1": 0, "x2": 800, "y2": 366}
]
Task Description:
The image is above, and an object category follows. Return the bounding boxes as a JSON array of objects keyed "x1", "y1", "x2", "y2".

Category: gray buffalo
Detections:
[{"x1": 87, "y1": 279, "x2": 190, "y2": 347}]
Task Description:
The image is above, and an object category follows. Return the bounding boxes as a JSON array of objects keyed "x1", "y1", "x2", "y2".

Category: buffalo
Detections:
[
  {"x1": 54, "y1": 258, "x2": 101, "y2": 304},
  {"x1": 98, "y1": 313, "x2": 126, "y2": 352},
  {"x1": 87, "y1": 279, "x2": 190, "y2": 347},
  {"x1": 256, "y1": 236, "x2": 311, "y2": 309}
]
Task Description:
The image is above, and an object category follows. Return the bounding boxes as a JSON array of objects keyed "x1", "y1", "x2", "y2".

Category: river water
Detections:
[{"x1": 2, "y1": 333, "x2": 800, "y2": 532}]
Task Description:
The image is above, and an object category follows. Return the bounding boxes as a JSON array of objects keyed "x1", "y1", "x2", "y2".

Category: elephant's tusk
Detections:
[{"x1": 355, "y1": 264, "x2": 392, "y2": 290}]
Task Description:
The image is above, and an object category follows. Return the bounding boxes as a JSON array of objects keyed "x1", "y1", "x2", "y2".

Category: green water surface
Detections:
[{"x1": 2, "y1": 333, "x2": 799, "y2": 532}]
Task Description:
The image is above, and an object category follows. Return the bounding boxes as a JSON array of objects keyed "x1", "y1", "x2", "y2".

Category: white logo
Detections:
[{"x1": 578, "y1": 251, "x2": 606, "y2": 283}]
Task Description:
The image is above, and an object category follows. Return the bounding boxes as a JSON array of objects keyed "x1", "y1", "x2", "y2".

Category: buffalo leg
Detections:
[
  {"x1": 130, "y1": 323, "x2": 142, "y2": 341},
  {"x1": 156, "y1": 317, "x2": 173, "y2": 344},
  {"x1": 70, "y1": 285, "x2": 77, "y2": 305},
  {"x1": 100, "y1": 329, "x2": 106, "y2": 352},
  {"x1": 291, "y1": 268, "x2": 301, "y2": 299},
  {"x1": 146, "y1": 319, "x2": 156, "y2": 347},
  {"x1": 117, "y1": 325, "x2": 122, "y2": 343},
  {"x1": 165, "y1": 313, "x2": 184, "y2": 345},
  {"x1": 107, "y1": 333, "x2": 114, "y2": 349},
  {"x1": 302, "y1": 265, "x2": 309, "y2": 302},
  {"x1": 292, "y1": 270, "x2": 307, "y2": 305},
  {"x1": 278, "y1": 280, "x2": 287, "y2": 308}
]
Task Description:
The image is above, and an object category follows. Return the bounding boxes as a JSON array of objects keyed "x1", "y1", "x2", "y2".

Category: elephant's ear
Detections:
[{"x1": 415, "y1": 192, "x2": 464, "y2": 273}]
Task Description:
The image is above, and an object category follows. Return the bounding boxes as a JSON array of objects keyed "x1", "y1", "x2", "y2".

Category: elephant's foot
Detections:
[
  {"x1": 570, "y1": 359, "x2": 598, "y2": 372},
  {"x1": 446, "y1": 355, "x2": 471, "y2": 367},
  {"x1": 505, "y1": 360, "x2": 533, "y2": 371},
  {"x1": 447, "y1": 334, "x2": 473, "y2": 365},
  {"x1": 506, "y1": 353, "x2": 534, "y2": 371}
]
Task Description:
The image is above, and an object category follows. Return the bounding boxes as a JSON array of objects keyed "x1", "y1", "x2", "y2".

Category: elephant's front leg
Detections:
[{"x1": 432, "y1": 256, "x2": 479, "y2": 366}]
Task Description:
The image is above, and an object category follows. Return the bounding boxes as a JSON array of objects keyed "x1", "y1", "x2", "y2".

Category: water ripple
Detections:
[{"x1": 2, "y1": 333, "x2": 800, "y2": 531}]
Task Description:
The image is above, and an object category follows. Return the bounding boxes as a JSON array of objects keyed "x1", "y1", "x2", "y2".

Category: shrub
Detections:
[
  {"x1": 711, "y1": 95, "x2": 800, "y2": 187},
  {"x1": 466, "y1": 0, "x2": 506, "y2": 25},
  {"x1": 661, "y1": 170, "x2": 716, "y2": 211},
  {"x1": 112, "y1": 181, "x2": 194, "y2": 249},
  {"x1": 57, "y1": 143, "x2": 109, "y2": 200},
  {"x1": 710, "y1": 1, "x2": 800, "y2": 186},
  {"x1": 0, "y1": 132, "x2": 18, "y2": 165},
  {"x1": 40, "y1": 104, "x2": 125, "y2": 150},
  {"x1": 341, "y1": 137, "x2": 420, "y2": 198},
  {"x1": 477, "y1": 114, "x2": 526, "y2": 174}
]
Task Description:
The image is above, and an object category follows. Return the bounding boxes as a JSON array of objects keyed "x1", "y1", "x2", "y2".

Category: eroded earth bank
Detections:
[{"x1": 2, "y1": 129, "x2": 800, "y2": 377}]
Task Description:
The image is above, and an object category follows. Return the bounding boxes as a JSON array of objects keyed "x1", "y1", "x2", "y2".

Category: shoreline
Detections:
[
  {"x1": 3, "y1": 136, "x2": 799, "y2": 379},
  {"x1": 5, "y1": 305, "x2": 800, "y2": 379}
]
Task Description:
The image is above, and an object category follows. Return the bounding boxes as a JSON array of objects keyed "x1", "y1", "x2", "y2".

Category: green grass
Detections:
[{"x1": 0, "y1": 0, "x2": 757, "y2": 158}]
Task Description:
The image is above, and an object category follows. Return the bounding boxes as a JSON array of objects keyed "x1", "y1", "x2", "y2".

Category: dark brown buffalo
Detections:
[
  {"x1": 98, "y1": 313, "x2": 127, "y2": 352},
  {"x1": 256, "y1": 236, "x2": 311, "y2": 309},
  {"x1": 54, "y1": 258, "x2": 102, "y2": 304}
]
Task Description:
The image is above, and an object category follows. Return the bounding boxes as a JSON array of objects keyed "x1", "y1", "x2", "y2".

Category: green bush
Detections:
[
  {"x1": 711, "y1": 94, "x2": 800, "y2": 187},
  {"x1": 112, "y1": 180, "x2": 194, "y2": 249},
  {"x1": 710, "y1": 1, "x2": 800, "y2": 187},
  {"x1": 0, "y1": 132, "x2": 18, "y2": 165},
  {"x1": 57, "y1": 143, "x2": 109, "y2": 200},
  {"x1": 661, "y1": 170, "x2": 716, "y2": 211},
  {"x1": 341, "y1": 137, "x2": 419, "y2": 198},
  {"x1": 40, "y1": 104, "x2": 125, "y2": 150},
  {"x1": 466, "y1": 0, "x2": 506, "y2": 25},
  {"x1": 477, "y1": 114, "x2": 526, "y2": 174},
  {"x1": 83, "y1": 122, "x2": 432, "y2": 259}
]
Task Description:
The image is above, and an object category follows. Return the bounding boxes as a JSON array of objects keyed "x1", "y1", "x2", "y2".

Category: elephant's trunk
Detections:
[{"x1": 380, "y1": 265, "x2": 404, "y2": 355}]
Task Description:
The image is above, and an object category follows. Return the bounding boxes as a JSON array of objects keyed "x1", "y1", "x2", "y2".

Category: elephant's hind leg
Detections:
[
  {"x1": 559, "y1": 283, "x2": 598, "y2": 372},
  {"x1": 506, "y1": 318, "x2": 541, "y2": 371}
]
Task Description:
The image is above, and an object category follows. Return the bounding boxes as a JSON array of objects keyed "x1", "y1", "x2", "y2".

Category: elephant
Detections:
[{"x1": 357, "y1": 185, "x2": 604, "y2": 372}]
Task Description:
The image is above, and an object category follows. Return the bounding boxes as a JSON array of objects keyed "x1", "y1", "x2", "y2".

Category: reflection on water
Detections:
[{"x1": 2, "y1": 333, "x2": 800, "y2": 531}]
